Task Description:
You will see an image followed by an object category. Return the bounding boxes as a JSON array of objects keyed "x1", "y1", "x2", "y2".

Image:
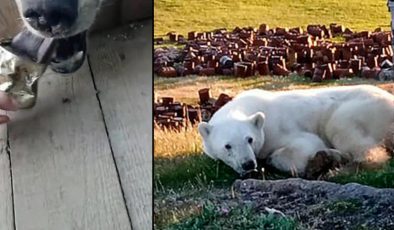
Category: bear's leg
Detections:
[{"x1": 266, "y1": 132, "x2": 331, "y2": 177}]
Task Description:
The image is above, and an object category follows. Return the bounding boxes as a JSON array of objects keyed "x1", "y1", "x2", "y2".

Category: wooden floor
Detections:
[{"x1": 0, "y1": 20, "x2": 152, "y2": 230}]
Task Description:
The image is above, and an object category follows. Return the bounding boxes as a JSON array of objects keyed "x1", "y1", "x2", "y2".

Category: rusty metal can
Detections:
[
  {"x1": 272, "y1": 64, "x2": 290, "y2": 76},
  {"x1": 158, "y1": 67, "x2": 178, "y2": 77},
  {"x1": 198, "y1": 88, "x2": 211, "y2": 104},
  {"x1": 234, "y1": 63, "x2": 248, "y2": 77},
  {"x1": 257, "y1": 61, "x2": 270, "y2": 76}
]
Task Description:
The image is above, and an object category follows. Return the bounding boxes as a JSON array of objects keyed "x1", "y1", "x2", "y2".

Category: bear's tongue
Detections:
[{"x1": 10, "y1": 29, "x2": 87, "y2": 74}]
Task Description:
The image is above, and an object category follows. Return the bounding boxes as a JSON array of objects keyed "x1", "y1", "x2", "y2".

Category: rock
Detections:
[
  {"x1": 232, "y1": 179, "x2": 394, "y2": 229},
  {"x1": 234, "y1": 178, "x2": 394, "y2": 201}
]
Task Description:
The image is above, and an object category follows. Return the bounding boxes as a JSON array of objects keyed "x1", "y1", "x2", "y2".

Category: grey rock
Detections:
[{"x1": 232, "y1": 179, "x2": 394, "y2": 229}]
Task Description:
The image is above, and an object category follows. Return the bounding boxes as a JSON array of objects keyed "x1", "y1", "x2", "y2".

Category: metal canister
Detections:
[{"x1": 0, "y1": 41, "x2": 47, "y2": 109}]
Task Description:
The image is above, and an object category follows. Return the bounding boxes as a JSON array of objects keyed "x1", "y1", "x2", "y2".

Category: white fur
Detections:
[
  {"x1": 15, "y1": 0, "x2": 103, "y2": 38},
  {"x1": 199, "y1": 85, "x2": 394, "y2": 175}
]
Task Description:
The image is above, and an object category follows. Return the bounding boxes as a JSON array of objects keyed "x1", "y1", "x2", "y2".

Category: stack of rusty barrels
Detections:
[
  {"x1": 154, "y1": 23, "x2": 391, "y2": 81},
  {"x1": 154, "y1": 89, "x2": 232, "y2": 130}
]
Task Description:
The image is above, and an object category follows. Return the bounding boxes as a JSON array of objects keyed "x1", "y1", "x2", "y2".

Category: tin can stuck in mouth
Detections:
[{"x1": 0, "y1": 41, "x2": 47, "y2": 109}]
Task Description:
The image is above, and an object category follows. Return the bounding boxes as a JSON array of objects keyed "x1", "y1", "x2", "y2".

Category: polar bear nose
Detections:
[
  {"x1": 241, "y1": 160, "x2": 256, "y2": 171},
  {"x1": 23, "y1": 0, "x2": 78, "y2": 36}
]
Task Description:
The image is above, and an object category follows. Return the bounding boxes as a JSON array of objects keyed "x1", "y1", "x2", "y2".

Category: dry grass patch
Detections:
[
  {"x1": 154, "y1": 125, "x2": 202, "y2": 158},
  {"x1": 155, "y1": 0, "x2": 389, "y2": 37},
  {"x1": 155, "y1": 75, "x2": 377, "y2": 105}
]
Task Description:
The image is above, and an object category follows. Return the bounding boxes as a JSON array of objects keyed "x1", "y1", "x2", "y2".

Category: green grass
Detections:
[
  {"x1": 155, "y1": 0, "x2": 390, "y2": 37},
  {"x1": 327, "y1": 199, "x2": 363, "y2": 214},
  {"x1": 330, "y1": 159, "x2": 394, "y2": 188},
  {"x1": 167, "y1": 202, "x2": 298, "y2": 230},
  {"x1": 154, "y1": 154, "x2": 238, "y2": 191},
  {"x1": 155, "y1": 154, "x2": 394, "y2": 191}
]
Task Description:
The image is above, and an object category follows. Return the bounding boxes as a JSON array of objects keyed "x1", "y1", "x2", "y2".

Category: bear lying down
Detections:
[{"x1": 198, "y1": 85, "x2": 394, "y2": 178}]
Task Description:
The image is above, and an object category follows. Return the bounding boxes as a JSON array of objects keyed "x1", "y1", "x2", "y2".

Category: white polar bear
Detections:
[{"x1": 198, "y1": 85, "x2": 394, "y2": 177}]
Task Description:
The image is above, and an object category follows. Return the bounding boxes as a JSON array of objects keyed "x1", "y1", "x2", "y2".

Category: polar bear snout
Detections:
[
  {"x1": 241, "y1": 160, "x2": 256, "y2": 171},
  {"x1": 21, "y1": 0, "x2": 78, "y2": 37},
  {"x1": 17, "y1": 0, "x2": 103, "y2": 39}
]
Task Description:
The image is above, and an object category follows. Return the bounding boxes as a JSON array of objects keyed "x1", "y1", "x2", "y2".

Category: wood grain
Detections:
[
  {"x1": 88, "y1": 20, "x2": 152, "y2": 230},
  {"x1": 8, "y1": 64, "x2": 132, "y2": 230},
  {"x1": 0, "y1": 120, "x2": 14, "y2": 230},
  {"x1": 0, "y1": 0, "x2": 21, "y2": 38},
  {"x1": 121, "y1": 0, "x2": 153, "y2": 23}
]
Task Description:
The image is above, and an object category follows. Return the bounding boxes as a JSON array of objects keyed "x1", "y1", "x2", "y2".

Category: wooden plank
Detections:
[
  {"x1": 88, "y1": 20, "x2": 152, "y2": 229},
  {"x1": 92, "y1": 0, "x2": 121, "y2": 32},
  {"x1": 8, "y1": 64, "x2": 132, "y2": 230},
  {"x1": 121, "y1": 0, "x2": 153, "y2": 23},
  {"x1": 0, "y1": 121, "x2": 14, "y2": 230},
  {"x1": 0, "y1": 0, "x2": 21, "y2": 38}
]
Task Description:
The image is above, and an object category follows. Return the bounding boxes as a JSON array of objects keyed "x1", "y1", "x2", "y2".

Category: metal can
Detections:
[{"x1": 0, "y1": 41, "x2": 47, "y2": 109}]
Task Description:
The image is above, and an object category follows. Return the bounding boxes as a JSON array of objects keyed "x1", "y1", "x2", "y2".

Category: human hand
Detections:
[{"x1": 0, "y1": 91, "x2": 19, "y2": 124}]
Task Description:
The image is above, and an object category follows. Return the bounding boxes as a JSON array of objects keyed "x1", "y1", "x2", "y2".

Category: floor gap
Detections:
[
  {"x1": 87, "y1": 56, "x2": 133, "y2": 229},
  {"x1": 6, "y1": 126, "x2": 16, "y2": 230}
]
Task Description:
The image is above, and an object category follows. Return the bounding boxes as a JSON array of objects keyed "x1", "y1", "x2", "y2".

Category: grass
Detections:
[
  {"x1": 154, "y1": 125, "x2": 202, "y2": 157},
  {"x1": 154, "y1": 75, "x2": 377, "y2": 106},
  {"x1": 330, "y1": 159, "x2": 394, "y2": 188},
  {"x1": 154, "y1": 126, "x2": 238, "y2": 191},
  {"x1": 155, "y1": 153, "x2": 238, "y2": 190},
  {"x1": 154, "y1": 0, "x2": 390, "y2": 37},
  {"x1": 166, "y1": 202, "x2": 297, "y2": 230},
  {"x1": 327, "y1": 199, "x2": 362, "y2": 214}
]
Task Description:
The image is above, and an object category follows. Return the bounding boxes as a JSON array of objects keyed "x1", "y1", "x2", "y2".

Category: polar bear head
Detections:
[{"x1": 198, "y1": 112, "x2": 265, "y2": 175}]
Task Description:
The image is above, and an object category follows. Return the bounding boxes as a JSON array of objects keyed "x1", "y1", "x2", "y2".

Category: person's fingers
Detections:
[
  {"x1": 0, "y1": 92, "x2": 19, "y2": 111},
  {"x1": 0, "y1": 115, "x2": 10, "y2": 124}
]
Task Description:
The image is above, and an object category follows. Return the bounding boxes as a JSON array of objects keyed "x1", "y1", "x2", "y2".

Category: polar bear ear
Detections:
[
  {"x1": 249, "y1": 112, "x2": 265, "y2": 129},
  {"x1": 198, "y1": 122, "x2": 212, "y2": 139}
]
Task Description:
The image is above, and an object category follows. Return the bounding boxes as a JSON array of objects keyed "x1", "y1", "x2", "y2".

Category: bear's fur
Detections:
[{"x1": 199, "y1": 85, "x2": 394, "y2": 177}]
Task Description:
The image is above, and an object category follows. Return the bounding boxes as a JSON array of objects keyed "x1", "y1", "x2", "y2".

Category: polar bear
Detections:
[{"x1": 198, "y1": 85, "x2": 394, "y2": 178}]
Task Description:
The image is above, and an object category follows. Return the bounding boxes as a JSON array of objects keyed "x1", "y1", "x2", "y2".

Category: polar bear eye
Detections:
[
  {"x1": 247, "y1": 137, "x2": 253, "y2": 144},
  {"x1": 224, "y1": 144, "x2": 232, "y2": 150}
]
